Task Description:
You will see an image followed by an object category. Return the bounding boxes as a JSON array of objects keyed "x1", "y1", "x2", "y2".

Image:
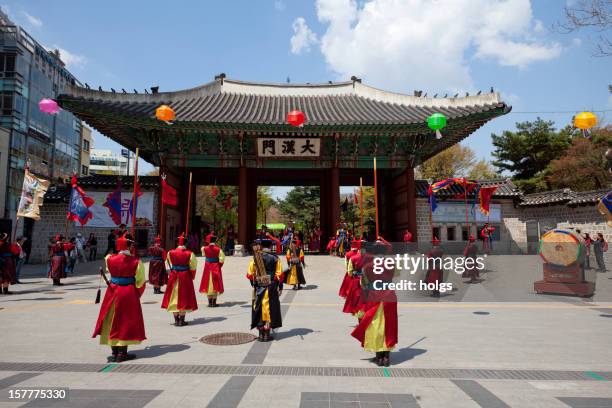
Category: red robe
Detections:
[
  {"x1": 351, "y1": 264, "x2": 398, "y2": 350},
  {"x1": 148, "y1": 245, "x2": 168, "y2": 286},
  {"x1": 48, "y1": 242, "x2": 66, "y2": 280},
  {"x1": 92, "y1": 253, "x2": 146, "y2": 343},
  {"x1": 339, "y1": 249, "x2": 358, "y2": 298},
  {"x1": 199, "y1": 244, "x2": 224, "y2": 294},
  {"x1": 426, "y1": 247, "x2": 444, "y2": 285},
  {"x1": 0, "y1": 241, "x2": 17, "y2": 284},
  {"x1": 342, "y1": 252, "x2": 371, "y2": 314},
  {"x1": 161, "y1": 247, "x2": 198, "y2": 311}
]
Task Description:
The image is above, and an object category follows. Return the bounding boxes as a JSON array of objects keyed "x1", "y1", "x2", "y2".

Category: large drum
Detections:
[{"x1": 539, "y1": 229, "x2": 585, "y2": 267}]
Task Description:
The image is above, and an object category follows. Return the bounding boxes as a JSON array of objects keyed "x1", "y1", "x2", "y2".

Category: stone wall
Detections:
[
  {"x1": 414, "y1": 198, "x2": 611, "y2": 255},
  {"x1": 29, "y1": 191, "x2": 159, "y2": 263}
]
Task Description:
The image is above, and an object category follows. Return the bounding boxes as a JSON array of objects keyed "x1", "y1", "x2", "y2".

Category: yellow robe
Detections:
[
  {"x1": 285, "y1": 249, "x2": 304, "y2": 285},
  {"x1": 165, "y1": 250, "x2": 197, "y2": 313}
]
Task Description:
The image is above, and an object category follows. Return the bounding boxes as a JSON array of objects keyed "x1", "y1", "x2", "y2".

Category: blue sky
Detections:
[{"x1": 3, "y1": 1, "x2": 610, "y2": 198}]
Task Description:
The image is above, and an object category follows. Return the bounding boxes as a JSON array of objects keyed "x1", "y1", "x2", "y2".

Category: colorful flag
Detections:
[
  {"x1": 67, "y1": 176, "x2": 94, "y2": 226},
  {"x1": 598, "y1": 190, "x2": 612, "y2": 227},
  {"x1": 161, "y1": 177, "x2": 178, "y2": 206},
  {"x1": 16, "y1": 168, "x2": 50, "y2": 220},
  {"x1": 478, "y1": 186, "x2": 498, "y2": 216},
  {"x1": 430, "y1": 178, "x2": 455, "y2": 193},
  {"x1": 427, "y1": 185, "x2": 438, "y2": 212},
  {"x1": 102, "y1": 181, "x2": 122, "y2": 225}
]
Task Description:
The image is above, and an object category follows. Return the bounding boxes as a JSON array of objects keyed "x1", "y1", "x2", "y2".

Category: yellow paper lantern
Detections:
[
  {"x1": 574, "y1": 111, "x2": 597, "y2": 130},
  {"x1": 156, "y1": 105, "x2": 175, "y2": 122}
]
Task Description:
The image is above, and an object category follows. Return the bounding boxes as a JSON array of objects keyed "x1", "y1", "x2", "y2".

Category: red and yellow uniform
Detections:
[
  {"x1": 199, "y1": 239, "x2": 225, "y2": 306},
  {"x1": 339, "y1": 240, "x2": 361, "y2": 298},
  {"x1": 285, "y1": 240, "x2": 305, "y2": 289},
  {"x1": 48, "y1": 237, "x2": 67, "y2": 285},
  {"x1": 161, "y1": 234, "x2": 198, "y2": 326},
  {"x1": 342, "y1": 250, "x2": 370, "y2": 315},
  {"x1": 92, "y1": 234, "x2": 146, "y2": 362},
  {"x1": 351, "y1": 241, "x2": 398, "y2": 367},
  {"x1": 148, "y1": 236, "x2": 167, "y2": 294},
  {"x1": 425, "y1": 238, "x2": 444, "y2": 297},
  {"x1": 0, "y1": 233, "x2": 18, "y2": 293}
]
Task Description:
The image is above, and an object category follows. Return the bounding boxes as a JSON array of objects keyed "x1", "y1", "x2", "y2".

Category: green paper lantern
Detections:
[{"x1": 427, "y1": 113, "x2": 447, "y2": 139}]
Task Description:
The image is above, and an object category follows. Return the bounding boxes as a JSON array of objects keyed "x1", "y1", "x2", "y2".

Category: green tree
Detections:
[
  {"x1": 275, "y1": 186, "x2": 321, "y2": 233},
  {"x1": 418, "y1": 144, "x2": 475, "y2": 180},
  {"x1": 491, "y1": 118, "x2": 572, "y2": 193},
  {"x1": 256, "y1": 186, "x2": 274, "y2": 225},
  {"x1": 468, "y1": 159, "x2": 498, "y2": 179},
  {"x1": 547, "y1": 127, "x2": 612, "y2": 191}
]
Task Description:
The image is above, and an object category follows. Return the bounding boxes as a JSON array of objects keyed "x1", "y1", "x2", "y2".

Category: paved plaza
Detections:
[{"x1": 0, "y1": 254, "x2": 611, "y2": 407}]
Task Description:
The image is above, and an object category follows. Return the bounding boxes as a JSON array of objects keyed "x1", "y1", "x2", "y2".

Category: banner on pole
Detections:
[
  {"x1": 74, "y1": 191, "x2": 154, "y2": 227},
  {"x1": 17, "y1": 169, "x2": 50, "y2": 220}
]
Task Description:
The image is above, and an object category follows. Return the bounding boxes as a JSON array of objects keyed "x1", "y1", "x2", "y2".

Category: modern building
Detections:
[
  {"x1": 80, "y1": 126, "x2": 91, "y2": 175},
  {"x1": 89, "y1": 148, "x2": 129, "y2": 175},
  {"x1": 0, "y1": 126, "x2": 9, "y2": 219},
  {"x1": 0, "y1": 10, "x2": 82, "y2": 237}
]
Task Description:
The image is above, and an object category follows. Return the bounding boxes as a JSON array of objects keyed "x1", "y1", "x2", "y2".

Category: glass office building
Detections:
[{"x1": 0, "y1": 10, "x2": 82, "y2": 225}]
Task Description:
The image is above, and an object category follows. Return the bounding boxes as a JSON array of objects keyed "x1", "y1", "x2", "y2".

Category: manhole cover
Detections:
[
  {"x1": 142, "y1": 301, "x2": 158, "y2": 304},
  {"x1": 200, "y1": 332, "x2": 257, "y2": 346},
  {"x1": 43, "y1": 291, "x2": 66, "y2": 295}
]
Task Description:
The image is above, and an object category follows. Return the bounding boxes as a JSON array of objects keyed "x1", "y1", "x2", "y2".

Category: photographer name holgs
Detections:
[{"x1": 369, "y1": 254, "x2": 487, "y2": 293}]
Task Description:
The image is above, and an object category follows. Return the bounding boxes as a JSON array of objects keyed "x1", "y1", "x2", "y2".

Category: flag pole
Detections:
[
  {"x1": 185, "y1": 172, "x2": 193, "y2": 235},
  {"x1": 373, "y1": 157, "x2": 379, "y2": 239},
  {"x1": 359, "y1": 177, "x2": 364, "y2": 239},
  {"x1": 130, "y1": 148, "x2": 139, "y2": 239}
]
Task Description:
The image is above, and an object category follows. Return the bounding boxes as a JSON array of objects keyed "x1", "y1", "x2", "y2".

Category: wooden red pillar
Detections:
[
  {"x1": 238, "y1": 165, "x2": 248, "y2": 245},
  {"x1": 405, "y1": 167, "x2": 418, "y2": 242}
]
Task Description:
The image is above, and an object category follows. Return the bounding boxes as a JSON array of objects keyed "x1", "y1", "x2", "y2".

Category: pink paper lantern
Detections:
[{"x1": 38, "y1": 98, "x2": 59, "y2": 114}]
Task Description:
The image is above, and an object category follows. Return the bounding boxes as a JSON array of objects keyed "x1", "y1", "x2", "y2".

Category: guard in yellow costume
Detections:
[
  {"x1": 285, "y1": 239, "x2": 306, "y2": 290},
  {"x1": 92, "y1": 234, "x2": 146, "y2": 362},
  {"x1": 247, "y1": 239, "x2": 284, "y2": 341},
  {"x1": 161, "y1": 234, "x2": 198, "y2": 326}
]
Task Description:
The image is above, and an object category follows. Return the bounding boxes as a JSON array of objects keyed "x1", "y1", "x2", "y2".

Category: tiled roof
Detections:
[
  {"x1": 415, "y1": 179, "x2": 520, "y2": 199},
  {"x1": 57, "y1": 78, "x2": 509, "y2": 127},
  {"x1": 519, "y1": 188, "x2": 610, "y2": 207}
]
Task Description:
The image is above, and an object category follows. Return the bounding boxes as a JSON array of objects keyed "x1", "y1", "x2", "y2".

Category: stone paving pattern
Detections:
[{"x1": 0, "y1": 254, "x2": 611, "y2": 407}]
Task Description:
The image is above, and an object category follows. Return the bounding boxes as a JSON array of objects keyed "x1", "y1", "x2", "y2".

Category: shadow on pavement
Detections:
[
  {"x1": 5, "y1": 297, "x2": 64, "y2": 301},
  {"x1": 392, "y1": 347, "x2": 427, "y2": 364},
  {"x1": 135, "y1": 344, "x2": 191, "y2": 359},
  {"x1": 189, "y1": 316, "x2": 227, "y2": 325},
  {"x1": 216, "y1": 301, "x2": 248, "y2": 307},
  {"x1": 275, "y1": 327, "x2": 315, "y2": 340}
]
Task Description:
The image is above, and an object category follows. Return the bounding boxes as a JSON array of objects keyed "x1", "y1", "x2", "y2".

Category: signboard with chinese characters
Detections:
[
  {"x1": 432, "y1": 202, "x2": 502, "y2": 223},
  {"x1": 257, "y1": 138, "x2": 320, "y2": 158}
]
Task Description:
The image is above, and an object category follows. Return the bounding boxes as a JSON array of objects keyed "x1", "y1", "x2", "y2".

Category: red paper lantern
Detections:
[{"x1": 287, "y1": 110, "x2": 305, "y2": 127}]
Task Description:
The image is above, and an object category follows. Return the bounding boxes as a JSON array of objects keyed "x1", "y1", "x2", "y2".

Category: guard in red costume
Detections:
[
  {"x1": 0, "y1": 233, "x2": 18, "y2": 294},
  {"x1": 339, "y1": 240, "x2": 361, "y2": 298},
  {"x1": 425, "y1": 237, "x2": 444, "y2": 297},
  {"x1": 48, "y1": 234, "x2": 66, "y2": 286},
  {"x1": 343, "y1": 240, "x2": 370, "y2": 316},
  {"x1": 162, "y1": 233, "x2": 198, "y2": 326},
  {"x1": 351, "y1": 240, "x2": 398, "y2": 367},
  {"x1": 463, "y1": 235, "x2": 480, "y2": 283},
  {"x1": 92, "y1": 234, "x2": 146, "y2": 362},
  {"x1": 199, "y1": 235, "x2": 225, "y2": 307},
  {"x1": 480, "y1": 223, "x2": 495, "y2": 254},
  {"x1": 285, "y1": 239, "x2": 306, "y2": 290},
  {"x1": 148, "y1": 235, "x2": 168, "y2": 294}
]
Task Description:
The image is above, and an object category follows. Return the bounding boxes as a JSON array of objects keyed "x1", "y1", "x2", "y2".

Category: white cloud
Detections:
[
  {"x1": 274, "y1": 0, "x2": 285, "y2": 11},
  {"x1": 302, "y1": 0, "x2": 561, "y2": 92},
  {"x1": 45, "y1": 45, "x2": 87, "y2": 69},
  {"x1": 290, "y1": 17, "x2": 318, "y2": 54},
  {"x1": 572, "y1": 37, "x2": 582, "y2": 47},
  {"x1": 22, "y1": 11, "x2": 42, "y2": 28}
]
